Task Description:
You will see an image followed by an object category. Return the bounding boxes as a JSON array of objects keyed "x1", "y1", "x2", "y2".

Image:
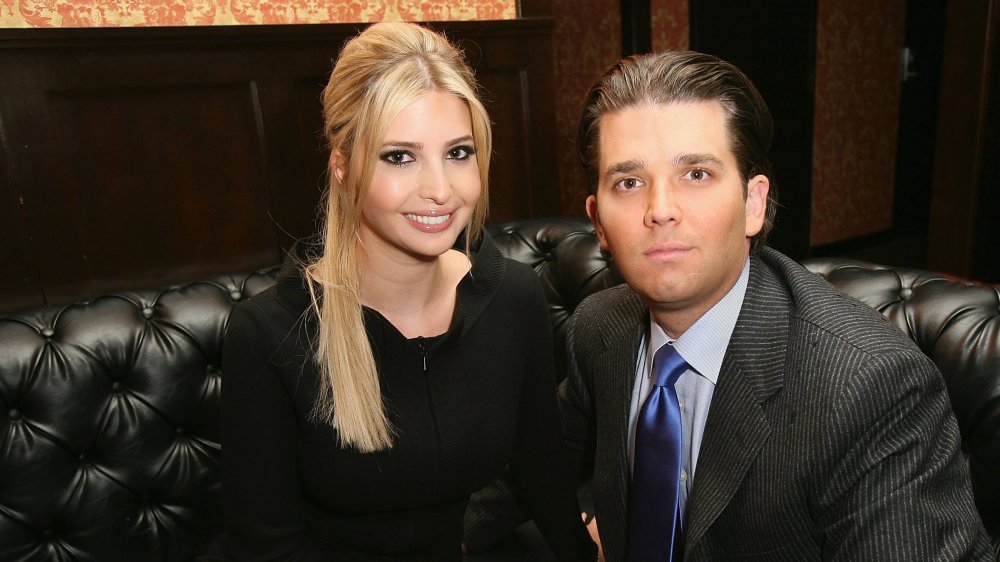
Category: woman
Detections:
[{"x1": 218, "y1": 22, "x2": 596, "y2": 561}]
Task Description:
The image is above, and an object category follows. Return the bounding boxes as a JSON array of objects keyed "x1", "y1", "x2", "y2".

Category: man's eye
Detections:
[
  {"x1": 614, "y1": 177, "x2": 643, "y2": 190},
  {"x1": 686, "y1": 168, "x2": 711, "y2": 181},
  {"x1": 381, "y1": 150, "x2": 414, "y2": 165},
  {"x1": 447, "y1": 145, "x2": 476, "y2": 160}
]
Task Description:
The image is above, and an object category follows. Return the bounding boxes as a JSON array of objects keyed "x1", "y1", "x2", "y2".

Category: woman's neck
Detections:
[{"x1": 358, "y1": 248, "x2": 470, "y2": 339}]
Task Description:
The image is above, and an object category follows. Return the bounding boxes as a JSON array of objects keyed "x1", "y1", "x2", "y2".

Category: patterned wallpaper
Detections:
[
  {"x1": 550, "y1": 0, "x2": 620, "y2": 215},
  {"x1": 0, "y1": 0, "x2": 514, "y2": 27},
  {"x1": 551, "y1": 0, "x2": 903, "y2": 245},
  {"x1": 651, "y1": 0, "x2": 688, "y2": 52},
  {"x1": 552, "y1": 0, "x2": 688, "y2": 215},
  {"x1": 811, "y1": 0, "x2": 906, "y2": 246}
]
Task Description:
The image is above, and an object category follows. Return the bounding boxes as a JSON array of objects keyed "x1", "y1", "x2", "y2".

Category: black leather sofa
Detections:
[{"x1": 1, "y1": 216, "x2": 997, "y2": 561}]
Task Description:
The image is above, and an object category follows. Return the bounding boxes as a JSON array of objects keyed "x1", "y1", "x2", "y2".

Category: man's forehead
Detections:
[
  {"x1": 596, "y1": 101, "x2": 734, "y2": 169},
  {"x1": 600, "y1": 99, "x2": 728, "y2": 124}
]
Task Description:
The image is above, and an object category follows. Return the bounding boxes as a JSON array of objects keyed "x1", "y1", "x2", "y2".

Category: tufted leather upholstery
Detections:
[
  {"x1": 1, "y1": 216, "x2": 996, "y2": 560},
  {"x1": 0, "y1": 271, "x2": 278, "y2": 561},
  {"x1": 486, "y1": 217, "x2": 624, "y2": 380}
]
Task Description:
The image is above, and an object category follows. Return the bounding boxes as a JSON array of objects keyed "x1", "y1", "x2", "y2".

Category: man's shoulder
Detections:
[
  {"x1": 568, "y1": 284, "x2": 645, "y2": 340},
  {"x1": 576, "y1": 283, "x2": 644, "y2": 318},
  {"x1": 753, "y1": 247, "x2": 924, "y2": 360}
]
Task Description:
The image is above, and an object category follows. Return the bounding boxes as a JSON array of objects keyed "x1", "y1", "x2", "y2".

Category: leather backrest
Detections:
[
  {"x1": 486, "y1": 217, "x2": 623, "y2": 379},
  {"x1": 0, "y1": 270, "x2": 277, "y2": 561},
  {"x1": 1, "y1": 217, "x2": 996, "y2": 559}
]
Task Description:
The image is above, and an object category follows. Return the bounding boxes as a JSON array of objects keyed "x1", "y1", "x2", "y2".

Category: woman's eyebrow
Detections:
[
  {"x1": 381, "y1": 135, "x2": 475, "y2": 148},
  {"x1": 382, "y1": 140, "x2": 422, "y2": 149}
]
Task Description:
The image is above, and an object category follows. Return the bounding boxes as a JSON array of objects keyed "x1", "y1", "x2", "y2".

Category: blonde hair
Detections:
[{"x1": 305, "y1": 21, "x2": 492, "y2": 452}]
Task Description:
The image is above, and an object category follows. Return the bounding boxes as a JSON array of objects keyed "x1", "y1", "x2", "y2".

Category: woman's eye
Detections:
[
  {"x1": 447, "y1": 145, "x2": 476, "y2": 160},
  {"x1": 381, "y1": 150, "x2": 414, "y2": 166},
  {"x1": 613, "y1": 177, "x2": 643, "y2": 191}
]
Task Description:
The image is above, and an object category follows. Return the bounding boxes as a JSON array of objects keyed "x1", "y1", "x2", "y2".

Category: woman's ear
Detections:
[{"x1": 330, "y1": 150, "x2": 347, "y2": 183}]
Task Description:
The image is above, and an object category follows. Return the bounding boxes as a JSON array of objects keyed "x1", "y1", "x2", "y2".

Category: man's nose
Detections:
[{"x1": 644, "y1": 181, "x2": 680, "y2": 226}]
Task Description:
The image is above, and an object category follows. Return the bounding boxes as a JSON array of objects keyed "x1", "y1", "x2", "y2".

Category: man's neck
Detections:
[{"x1": 648, "y1": 256, "x2": 752, "y2": 339}]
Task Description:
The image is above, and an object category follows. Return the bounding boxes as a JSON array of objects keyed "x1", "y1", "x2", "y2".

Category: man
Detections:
[{"x1": 561, "y1": 50, "x2": 993, "y2": 561}]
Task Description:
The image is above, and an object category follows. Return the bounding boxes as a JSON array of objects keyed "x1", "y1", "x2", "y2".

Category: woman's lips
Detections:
[{"x1": 403, "y1": 212, "x2": 454, "y2": 232}]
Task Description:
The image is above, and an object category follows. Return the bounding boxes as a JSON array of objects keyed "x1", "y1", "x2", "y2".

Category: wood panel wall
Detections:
[
  {"x1": 928, "y1": 0, "x2": 1000, "y2": 282},
  {"x1": 0, "y1": 20, "x2": 560, "y2": 312}
]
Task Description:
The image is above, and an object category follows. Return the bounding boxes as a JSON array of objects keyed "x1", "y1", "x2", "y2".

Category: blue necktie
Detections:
[{"x1": 629, "y1": 344, "x2": 688, "y2": 562}]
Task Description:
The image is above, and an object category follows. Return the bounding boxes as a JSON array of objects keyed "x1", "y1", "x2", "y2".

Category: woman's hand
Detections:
[{"x1": 582, "y1": 512, "x2": 603, "y2": 561}]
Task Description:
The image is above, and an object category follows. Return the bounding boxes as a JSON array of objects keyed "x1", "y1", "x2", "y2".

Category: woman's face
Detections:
[{"x1": 353, "y1": 90, "x2": 480, "y2": 264}]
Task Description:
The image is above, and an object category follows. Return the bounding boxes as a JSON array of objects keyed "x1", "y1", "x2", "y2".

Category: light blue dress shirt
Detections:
[{"x1": 627, "y1": 257, "x2": 750, "y2": 524}]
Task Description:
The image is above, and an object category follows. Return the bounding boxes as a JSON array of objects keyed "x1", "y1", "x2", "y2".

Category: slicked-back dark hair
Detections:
[{"x1": 577, "y1": 50, "x2": 777, "y2": 252}]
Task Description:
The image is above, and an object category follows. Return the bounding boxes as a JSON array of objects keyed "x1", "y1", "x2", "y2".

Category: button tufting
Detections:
[
  {"x1": 79, "y1": 453, "x2": 88, "y2": 463},
  {"x1": 112, "y1": 382, "x2": 123, "y2": 392},
  {"x1": 176, "y1": 427, "x2": 186, "y2": 437},
  {"x1": 41, "y1": 327, "x2": 54, "y2": 338},
  {"x1": 229, "y1": 290, "x2": 242, "y2": 301},
  {"x1": 899, "y1": 288, "x2": 913, "y2": 299},
  {"x1": 141, "y1": 307, "x2": 155, "y2": 319},
  {"x1": 42, "y1": 530, "x2": 53, "y2": 539},
  {"x1": 8, "y1": 409, "x2": 21, "y2": 421}
]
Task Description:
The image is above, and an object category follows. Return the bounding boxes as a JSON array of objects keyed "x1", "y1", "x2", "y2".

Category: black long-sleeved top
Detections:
[{"x1": 217, "y1": 235, "x2": 595, "y2": 561}]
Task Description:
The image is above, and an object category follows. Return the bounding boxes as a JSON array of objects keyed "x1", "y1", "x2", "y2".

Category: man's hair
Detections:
[{"x1": 577, "y1": 50, "x2": 777, "y2": 252}]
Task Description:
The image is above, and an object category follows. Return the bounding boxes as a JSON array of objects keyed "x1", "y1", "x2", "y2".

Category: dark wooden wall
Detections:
[
  {"x1": 0, "y1": 20, "x2": 560, "y2": 313},
  {"x1": 928, "y1": 0, "x2": 1000, "y2": 282}
]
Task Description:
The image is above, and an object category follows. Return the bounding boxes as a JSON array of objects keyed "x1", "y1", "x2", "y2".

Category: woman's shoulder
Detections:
[
  {"x1": 227, "y1": 273, "x2": 314, "y2": 351},
  {"x1": 492, "y1": 257, "x2": 549, "y2": 314},
  {"x1": 227, "y1": 288, "x2": 286, "y2": 344},
  {"x1": 499, "y1": 257, "x2": 541, "y2": 288}
]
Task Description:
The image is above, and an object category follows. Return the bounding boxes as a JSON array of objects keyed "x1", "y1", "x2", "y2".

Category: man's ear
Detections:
[
  {"x1": 744, "y1": 174, "x2": 769, "y2": 237},
  {"x1": 586, "y1": 195, "x2": 610, "y2": 251},
  {"x1": 330, "y1": 150, "x2": 347, "y2": 183}
]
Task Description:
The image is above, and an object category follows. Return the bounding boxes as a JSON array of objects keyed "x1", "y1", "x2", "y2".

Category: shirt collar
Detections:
[{"x1": 647, "y1": 256, "x2": 751, "y2": 384}]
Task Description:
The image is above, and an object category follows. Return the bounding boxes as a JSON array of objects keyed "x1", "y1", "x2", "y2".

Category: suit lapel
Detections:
[
  {"x1": 684, "y1": 257, "x2": 790, "y2": 552},
  {"x1": 592, "y1": 290, "x2": 647, "y2": 562},
  {"x1": 684, "y1": 357, "x2": 771, "y2": 550}
]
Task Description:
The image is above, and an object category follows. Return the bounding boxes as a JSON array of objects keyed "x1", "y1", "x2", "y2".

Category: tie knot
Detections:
[{"x1": 652, "y1": 344, "x2": 688, "y2": 387}]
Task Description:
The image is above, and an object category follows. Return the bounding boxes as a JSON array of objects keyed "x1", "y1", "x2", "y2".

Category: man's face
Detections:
[{"x1": 586, "y1": 101, "x2": 768, "y2": 337}]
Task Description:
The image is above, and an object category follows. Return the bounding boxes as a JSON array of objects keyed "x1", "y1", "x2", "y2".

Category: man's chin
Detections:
[{"x1": 632, "y1": 283, "x2": 690, "y2": 310}]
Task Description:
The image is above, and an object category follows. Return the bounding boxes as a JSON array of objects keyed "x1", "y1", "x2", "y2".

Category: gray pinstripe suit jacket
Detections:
[{"x1": 559, "y1": 247, "x2": 993, "y2": 561}]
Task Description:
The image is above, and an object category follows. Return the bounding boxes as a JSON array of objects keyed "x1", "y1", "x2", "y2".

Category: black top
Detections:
[{"x1": 217, "y1": 234, "x2": 595, "y2": 561}]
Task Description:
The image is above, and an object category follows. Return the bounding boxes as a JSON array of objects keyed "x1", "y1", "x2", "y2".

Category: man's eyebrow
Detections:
[
  {"x1": 674, "y1": 152, "x2": 726, "y2": 169},
  {"x1": 603, "y1": 158, "x2": 646, "y2": 181}
]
